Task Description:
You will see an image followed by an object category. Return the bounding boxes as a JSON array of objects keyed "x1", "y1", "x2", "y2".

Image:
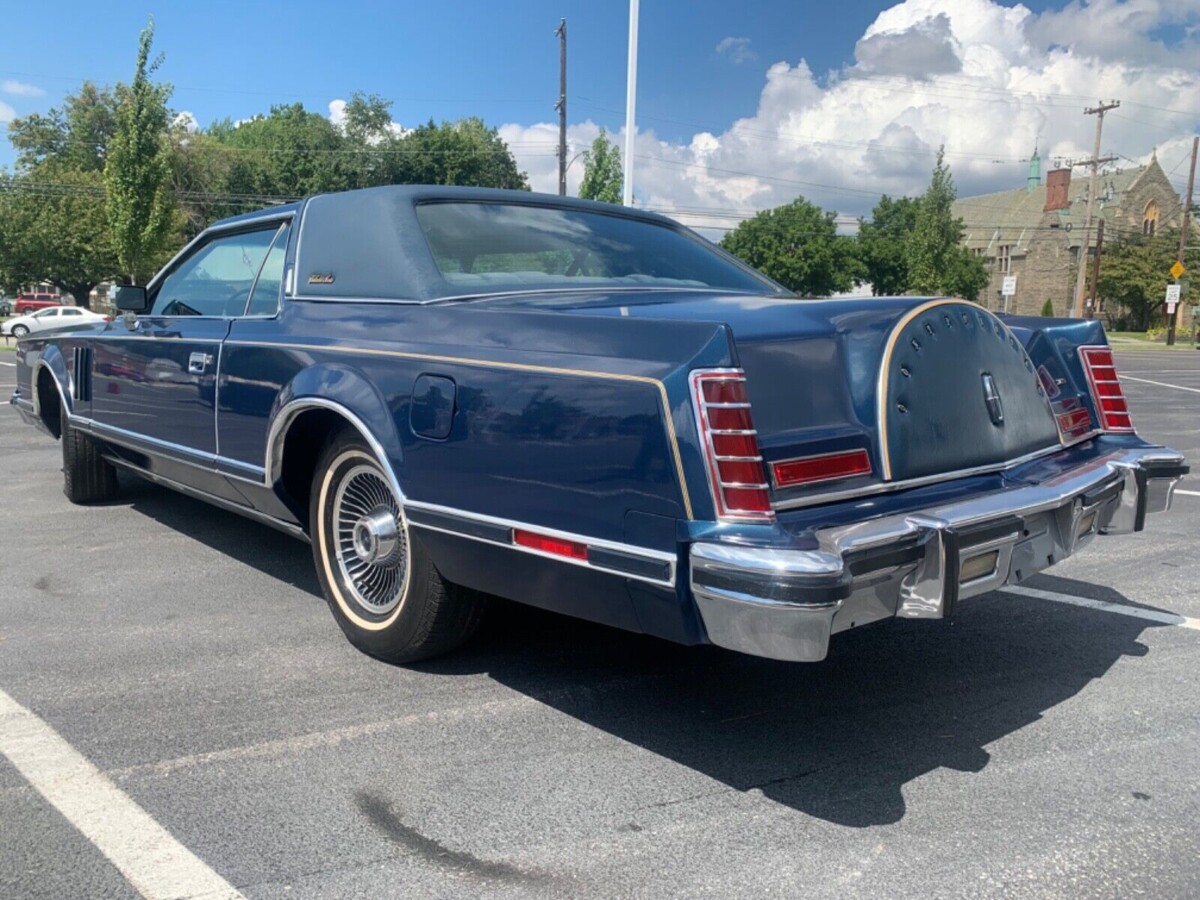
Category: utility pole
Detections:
[
  {"x1": 555, "y1": 18, "x2": 567, "y2": 196},
  {"x1": 1167, "y1": 135, "x2": 1197, "y2": 346},
  {"x1": 1071, "y1": 100, "x2": 1120, "y2": 318},
  {"x1": 623, "y1": 0, "x2": 639, "y2": 207},
  {"x1": 1087, "y1": 218, "x2": 1104, "y2": 319}
]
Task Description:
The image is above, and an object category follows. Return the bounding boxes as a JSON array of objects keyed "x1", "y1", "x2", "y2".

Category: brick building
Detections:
[{"x1": 953, "y1": 151, "x2": 1186, "y2": 322}]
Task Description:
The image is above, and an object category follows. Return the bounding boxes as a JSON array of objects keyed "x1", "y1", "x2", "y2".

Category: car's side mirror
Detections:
[{"x1": 113, "y1": 285, "x2": 149, "y2": 313}]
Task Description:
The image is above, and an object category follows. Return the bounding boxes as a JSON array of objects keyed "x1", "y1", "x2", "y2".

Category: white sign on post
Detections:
[
  {"x1": 1165, "y1": 284, "x2": 1181, "y2": 305},
  {"x1": 1001, "y1": 276, "x2": 1017, "y2": 296}
]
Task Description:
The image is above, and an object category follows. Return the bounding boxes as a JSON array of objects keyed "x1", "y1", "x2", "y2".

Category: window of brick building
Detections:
[
  {"x1": 1143, "y1": 200, "x2": 1159, "y2": 236},
  {"x1": 997, "y1": 244, "x2": 1012, "y2": 274}
]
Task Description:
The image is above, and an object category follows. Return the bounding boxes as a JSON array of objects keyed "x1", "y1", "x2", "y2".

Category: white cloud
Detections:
[
  {"x1": 1, "y1": 79, "x2": 44, "y2": 97},
  {"x1": 173, "y1": 111, "x2": 200, "y2": 134},
  {"x1": 500, "y1": 0, "x2": 1200, "y2": 232},
  {"x1": 328, "y1": 98, "x2": 347, "y2": 127},
  {"x1": 716, "y1": 37, "x2": 758, "y2": 65},
  {"x1": 0, "y1": 100, "x2": 14, "y2": 123}
]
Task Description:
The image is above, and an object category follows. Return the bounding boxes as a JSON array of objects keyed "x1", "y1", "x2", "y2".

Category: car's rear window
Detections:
[{"x1": 415, "y1": 202, "x2": 777, "y2": 297}]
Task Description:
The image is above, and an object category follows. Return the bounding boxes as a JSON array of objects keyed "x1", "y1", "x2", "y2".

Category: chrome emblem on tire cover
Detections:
[{"x1": 981, "y1": 373, "x2": 1004, "y2": 426}]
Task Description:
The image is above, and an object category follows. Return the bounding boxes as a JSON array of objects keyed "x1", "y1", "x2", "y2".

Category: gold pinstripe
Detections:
[{"x1": 225, "y1": 339, "x2": 695, "y2": 519}]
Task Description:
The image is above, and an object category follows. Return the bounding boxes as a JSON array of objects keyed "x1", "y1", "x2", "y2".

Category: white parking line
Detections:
[
  {"x1": 1120, "y1": 374, "x2": 1200, "y2": 394},
  {"x1": 0, "y1": 688, "x2": 245, "y2": 900},
  {"x1": 0, "y1": 361, "x2": 16, "y2": 367},
  {"x1": 1001, "y1": 585, "x2": 1200, "y2": 631},
  {"x1": 1176, "y1": 489, "x2": 1200, "y2": 498}
]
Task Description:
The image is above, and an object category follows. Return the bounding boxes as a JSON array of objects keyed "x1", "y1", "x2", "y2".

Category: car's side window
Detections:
[
  {"x1": 33, "y1": 309, "x2": 58, "y2": 319},
  {"x1": 245, "y1": 223, "x2": 291, "y2": 317},
  {"x1": 61, "y1": 308, "x2": 83, "y2": 317},
  {"x1": 150, "y1": 228, "x2": 279, "y2": 317}
]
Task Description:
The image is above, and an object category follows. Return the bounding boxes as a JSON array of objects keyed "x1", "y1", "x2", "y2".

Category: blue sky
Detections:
[{"x1": 3, "y1": 1, "x2": 1198, "y2": 225}]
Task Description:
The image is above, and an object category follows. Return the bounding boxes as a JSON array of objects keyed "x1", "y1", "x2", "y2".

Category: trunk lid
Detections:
[{"x1": 484, "y1": 291, "x2": 1063, "y2": 507}]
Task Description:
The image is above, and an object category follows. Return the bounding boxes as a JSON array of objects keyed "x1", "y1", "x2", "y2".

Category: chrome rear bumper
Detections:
[{"x1": 690, "y1": 447, "x2": 1187, "y2": 662}]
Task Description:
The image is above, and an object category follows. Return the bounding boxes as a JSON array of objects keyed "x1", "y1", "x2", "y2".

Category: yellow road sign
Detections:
[{"x1": 1171, "y1": 260, "x2": 1186, "y2": 280}]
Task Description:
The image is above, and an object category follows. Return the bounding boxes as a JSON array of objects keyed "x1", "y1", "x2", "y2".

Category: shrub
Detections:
[{"x1": 1040, "y1": 298, "x2": 1055, "y2": 317}]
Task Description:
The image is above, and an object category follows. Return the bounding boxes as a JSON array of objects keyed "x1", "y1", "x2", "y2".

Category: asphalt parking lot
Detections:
[{"x1": 1, "y1": 348, "x2": 1198, "y2": 899}]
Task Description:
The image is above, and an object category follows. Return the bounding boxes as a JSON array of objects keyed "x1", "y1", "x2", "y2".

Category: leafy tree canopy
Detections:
[
  {"x1": 1098, "y1": 228, "x2": 1199, "y2": 330},
  {"x1": 104, "y1": 18, "x2": 177, "y2": 283},
  {"x1": 857, "y1": 194, "x2": 919, "y2": 296},
  {"x1": 578, "y1": 129, "x2": 622, "y2": 204},
  {"x1": 720, "y1": 196, "x2": 860, "y2": 297}
]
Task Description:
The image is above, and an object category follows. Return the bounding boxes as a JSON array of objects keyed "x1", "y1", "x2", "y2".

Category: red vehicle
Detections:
[{"x1": 14, "y1": 292, "x2": 63, "y2": 314}]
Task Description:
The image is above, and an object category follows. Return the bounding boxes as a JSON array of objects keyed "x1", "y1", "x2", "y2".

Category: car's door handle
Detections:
[{"x1": 188, "y1": 352, "x2": 213, "y2": 374}]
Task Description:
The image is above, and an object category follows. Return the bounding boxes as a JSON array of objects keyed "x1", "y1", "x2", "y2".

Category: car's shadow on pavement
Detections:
[
  {"x1": 118, "y1": 476, "x2": 1161, "y2": 828},
  {"x1": 426, "y1": 581, "x2": 1160, "y2": 828}
]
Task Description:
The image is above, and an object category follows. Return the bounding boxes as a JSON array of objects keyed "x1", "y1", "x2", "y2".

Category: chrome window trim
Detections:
[
  {"x1": 405, "y1": 499, "x2": 677, "y2": 588},
  {"x1": 242, "y1": 222, "x2": 291, "y2": 319}
]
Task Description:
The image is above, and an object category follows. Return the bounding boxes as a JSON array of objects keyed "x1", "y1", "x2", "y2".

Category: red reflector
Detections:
[
  {"x1": 512, "y1": 529, "x2": 588, "y2": 561},
  {"x1": 711, "y1": 432, "x2": 759, "y2": 457},
  {"x1": 721, "y1": 486, "x2": 772, "y2": 511},
  {"x1": 706, "y1": 406, "x2": 753, "y2": 431},
  {"x1": 773, "y1": 449, "x2": 872, "y2": 488},
  {"x1": 701, "y1": 379, "x2": 746, "y2": 404},
  {"x1": 717, "y1": 458, "x2": 767, "y2": 485},
  {"x1": 1079, "y1": 346, "x2": 1134, "y2": 433}
]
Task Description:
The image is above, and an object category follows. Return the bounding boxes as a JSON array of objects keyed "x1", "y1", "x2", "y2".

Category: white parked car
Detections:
[{"x1": 1, "y1": 305, "x2": 110, "y2": 337}]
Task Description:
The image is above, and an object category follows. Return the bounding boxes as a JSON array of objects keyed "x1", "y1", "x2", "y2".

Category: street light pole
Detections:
[{"x1": 622, "y1": 0, "x2": 639, "y2": 207}]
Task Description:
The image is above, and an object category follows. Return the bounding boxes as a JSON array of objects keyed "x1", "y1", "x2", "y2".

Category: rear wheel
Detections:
[
  {"x1": 310, "y1": 429, "x2": 487, "y2": 663},
  {"x1": 60, "y1": 407, "x2": 119, "y2": 503}
]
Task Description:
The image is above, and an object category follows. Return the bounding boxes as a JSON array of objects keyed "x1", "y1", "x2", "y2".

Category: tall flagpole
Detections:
[{"x1": 623, "y1": 0, "x2": 639, "y2": 206}]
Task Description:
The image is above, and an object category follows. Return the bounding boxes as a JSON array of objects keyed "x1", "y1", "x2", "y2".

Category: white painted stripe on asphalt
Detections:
[
  {"x1": 0, "y1": 688, "x2": 245, "y2": 900},
  {"x1": 1176, "y1": 489, "x2": 1200, "y2": 498},
  {"x1": 0, "y1": 361, "x2": 16, "y2": 367},
  {"x1": 1002, "y1": 585, "x2": 1200, "y2": 631},
  {"x1": 1120, "y1": 374, "x2": 1200, "y2": 394}
]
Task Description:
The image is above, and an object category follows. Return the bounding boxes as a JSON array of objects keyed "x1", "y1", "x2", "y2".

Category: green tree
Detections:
[
  {"x1": 386, "y1": 117, "x2": 529, "y2": 189},
  {"x1": 1041, "y1": 298, "x2": 1056, "y2": 316},
  {"x1": 578, "y1": 129, "x2": 622, "y2": 204},
  {"x1": 904, "y1": 146, "x2": 987, "y2": 301},
  {"x1": 104, "y1": 19, "x2": 177, "y2": 283},
  {"x1": 216, "y1": 103, "x2": 351, "y2": 200},
  {"x1": 0, "y1": 168, "x2": 118, "y2": 306},
  {"x1": 8, "y1": 82, "x2": 118, "y2": 174},
  {"x1": 857, "y1": 195, "x2": 919, "y2": 295},
  {"x1": 2, "y1": 82, "x2": 121, "y2": 304},
  {"x1": 720, "y1": 197, "x2": 859, "y2": 296},
  {"x1": 1097, "y1": 228, "x2": 1199, "y2": 330}
]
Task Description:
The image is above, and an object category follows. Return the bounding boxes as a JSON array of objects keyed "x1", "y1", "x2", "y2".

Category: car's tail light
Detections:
[
  {"x1": 1055, "y1": 404, "x2": 1094, "y2": 439},
  {"x1": 690, "y1": 370, "x2": 774, "y2": 522},
  {"x1": 772, "y1": 449, "x2": 872, "y2": 488},
  {"x1": 1079, "y1": 346, "x2": 1133, "y2": 432}
]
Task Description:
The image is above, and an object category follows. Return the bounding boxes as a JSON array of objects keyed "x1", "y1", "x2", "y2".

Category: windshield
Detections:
[{"x1": 415, "y1": 202, "x2": 780, "y2": 298}]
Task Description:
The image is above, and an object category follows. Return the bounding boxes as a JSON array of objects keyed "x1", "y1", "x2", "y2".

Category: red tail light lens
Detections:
[
  {"x1": 512, "y1": 529, "x2": 589, "y2": 561},
  {"x1": 772, "y1": 449, "x2": 872, "y2": 488},
  {"x1": 690, "y1": 370, "x2": 774, "y2": 522},
  {"x1": 1079, "y1": 346, "x2": 1133, "y2": 432}
]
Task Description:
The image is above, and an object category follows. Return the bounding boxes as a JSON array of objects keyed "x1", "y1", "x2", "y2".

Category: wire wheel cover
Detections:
[{"x1": 332, "y1": 463, "x2": 407, "y2": 616}]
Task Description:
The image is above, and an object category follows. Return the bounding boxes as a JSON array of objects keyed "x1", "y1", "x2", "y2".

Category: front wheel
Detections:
[
  {"x1": 310, "y1": 429, "x2": 487, "y2": 663},
  {"x1": 61, "y1": 407, "x2": 119, "y2": 503},
  {"x1": 11, "y1": 324, "x2": 29, "y2": 337}
]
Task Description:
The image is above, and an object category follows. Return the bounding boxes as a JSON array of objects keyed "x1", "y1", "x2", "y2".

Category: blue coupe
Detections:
[{"x1": 11, "y1": 186, "x2": 1188, "y2": 664}]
